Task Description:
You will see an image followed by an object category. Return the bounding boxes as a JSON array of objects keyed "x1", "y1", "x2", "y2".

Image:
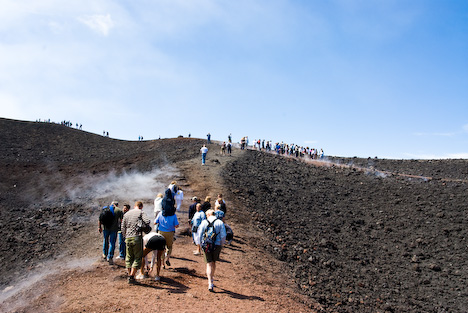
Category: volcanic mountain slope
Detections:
[
  {"x1": 1, "y1": 117, "x2": 468, "y2": 312},
  {"x1": 0, "y1": 118, "x2": 312, "y2": 313},
  {"x1": 0, "y1": 118, "x2": 205, "y2": 287},
  {"x1": 222, "y1": 151, "x2": 468, "y2": 312}
]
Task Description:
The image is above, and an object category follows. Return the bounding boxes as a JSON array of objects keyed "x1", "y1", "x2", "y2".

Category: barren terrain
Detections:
[{"x1": 1, "y1": 117, "x2": 467, "y2": 312}]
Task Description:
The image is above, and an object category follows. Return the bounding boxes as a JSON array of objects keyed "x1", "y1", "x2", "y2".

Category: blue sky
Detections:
[{"x1": 1, "y1": 0, "x2": 467, "y2": 159}]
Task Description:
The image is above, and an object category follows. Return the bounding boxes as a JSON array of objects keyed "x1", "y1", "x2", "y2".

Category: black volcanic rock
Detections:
[
  {"x1": 221, "y1": 150, "x2": 468, "y2": 313},
  {"x1": 1, "y1": 118, "x2": 468, "y2": 312}
]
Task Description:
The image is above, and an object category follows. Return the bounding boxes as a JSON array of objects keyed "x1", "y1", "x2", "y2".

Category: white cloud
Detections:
[
  {"x1": 413, "y1": 132, "x2": 456, "y2": 137},
  {"x1": 403, "y1": 152, "x2": 468, "y2": 160},
  {"x1": 78, "y1": 14, "x2": 114, "y2": 36}
]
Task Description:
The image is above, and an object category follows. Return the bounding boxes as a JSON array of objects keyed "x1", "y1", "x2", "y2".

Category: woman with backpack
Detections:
[{"x1": 197, "y1": 209, "x2": 226, "y2": 292}]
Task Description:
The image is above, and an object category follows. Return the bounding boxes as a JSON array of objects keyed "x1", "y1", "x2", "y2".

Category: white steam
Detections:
[
  {"x1": 63, "y1": 165, "x2": 179, "y2": 213},
  {"x1": 1, "y1": 166, "x2": 181, "y2": 310}
]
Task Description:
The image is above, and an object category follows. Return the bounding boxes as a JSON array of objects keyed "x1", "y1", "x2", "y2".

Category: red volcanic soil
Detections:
[{"x1": 1, "y1": 117, "x2": 468, "y2": 312}]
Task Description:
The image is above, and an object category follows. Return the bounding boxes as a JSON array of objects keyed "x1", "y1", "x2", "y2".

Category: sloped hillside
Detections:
[
  {"x1": 222, "y1": 150, "x2": 468, "y2": 312},
  {"x1": 0, "y1": 118, "x2": 205, "y2": 287},
  {"x1": 2, "y1": 117, "x2": 467, "y2": 312}
]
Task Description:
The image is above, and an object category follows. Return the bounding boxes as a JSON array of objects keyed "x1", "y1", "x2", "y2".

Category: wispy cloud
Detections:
[
  {"x1": 78, "y1": 14, "x2": 114, "y2": 36},
  {"x1": 404, "y1": 152, "x2": 468, "y2": 160},
  {"x1": 414, "y1": 124, "x2": 468, "y2": 137},
  {"x1": 413, "y1": 132, "x2": 456, "y2": 137}
]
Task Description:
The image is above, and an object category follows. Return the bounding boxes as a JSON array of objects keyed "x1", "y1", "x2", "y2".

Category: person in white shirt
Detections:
[
  {"x1": 200, "y1": 145, "x2": 208, "y2": 165},
  {"x1": 191, "y1": 203, "x2": 206, "y2": 255},
  {"x1": 154, "y1": 193, "x2": 163, "y2": 219},
  {"x1": 175, "y1": 189, "x2": 184, "y2": 211}
]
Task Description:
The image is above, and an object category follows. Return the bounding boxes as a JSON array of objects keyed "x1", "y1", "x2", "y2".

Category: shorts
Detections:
[
  {"x1": 146, "y1": 234, "x2": 166, "y2": 251},
  {"x1": 125, "y1": 236, "x2": 143, "y2": 269},
  {"x1": 203, "y1": 245, "x2": 222, "y2": 263}
]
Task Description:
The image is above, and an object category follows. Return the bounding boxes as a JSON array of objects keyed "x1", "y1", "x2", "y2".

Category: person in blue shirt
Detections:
[
  {"x1": 197, "y1": 209, "x2": 226, "y2": 292},
  {"x1": 155, "y1": 211, "x2": 179, "y2": 267}
]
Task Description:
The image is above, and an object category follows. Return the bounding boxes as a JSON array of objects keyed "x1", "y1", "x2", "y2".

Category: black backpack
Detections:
[
  {"x1": 99, "y1": 205, "x2": 114, "y2": 228},
  {"x1": 161, "y1": 188, "x2": 176, "y2": 216},
  {"x1": 225, "y1": 224, "x2": 234, "y2": 242}
]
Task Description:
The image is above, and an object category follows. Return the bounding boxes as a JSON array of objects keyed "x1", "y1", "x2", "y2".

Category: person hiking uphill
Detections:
[
  {"x1": 197, "y1": 209, "x2": 226, "y2": 292},
  {"x1": 121, "y1": 201, "x2": 151, "y2": 284},
  {"x1": 98, "y1": 201, "x2": 123, "y2": 265},
  {"x1": 200, "y1": 145, "x2": 208, "y2": 165}
]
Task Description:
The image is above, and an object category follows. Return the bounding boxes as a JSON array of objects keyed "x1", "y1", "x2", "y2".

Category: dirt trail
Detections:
[{"x1": 1, "y1": 145, "x2": 314, "y2": 313}]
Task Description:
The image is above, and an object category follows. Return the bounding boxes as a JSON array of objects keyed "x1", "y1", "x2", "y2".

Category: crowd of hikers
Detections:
[
  {"x1": 98, "y1": 181, "x2": 233, "y2": 292},
  {"x1": 240, "y1": 137, "x2": 324, "y2": 159}
]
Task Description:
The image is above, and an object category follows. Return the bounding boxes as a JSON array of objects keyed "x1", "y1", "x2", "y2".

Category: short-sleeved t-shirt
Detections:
[{"x1": 155, "y1": 212, "x2": 179, "y2": 232}]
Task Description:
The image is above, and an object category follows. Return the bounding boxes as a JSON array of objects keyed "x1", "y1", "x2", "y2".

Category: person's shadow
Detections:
[{"x1": 214, "y1": 287, "x2": 265, "y2": 301}]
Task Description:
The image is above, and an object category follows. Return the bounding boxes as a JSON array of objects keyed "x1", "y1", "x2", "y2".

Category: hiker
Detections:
[
  {"x1": 155, "y1": 208, "x2": 179, "y2": 267},
  {"x1": 168, "y1": 181, "x2": 178, "y2": 196},
  {"x1": 175, "y1": 188, "x2": 184, "y2": 212},
  {"x1": 98, "y1": 201, "x2": 123, "y2": 265},
  {"x1": 121, "y1": 201, "x2": 151, "y2": 284},
  {"x1": 225, "y1": 224, "x2": 234, "y2": 245},
  {"x1": 228, "y1": 133, "x2": 232, "y2": 143},
  {"x1": 137, "y1": 231, "x2": 167, "y2": 281},
  {"x1": 201, "y1": 196, "x2": 211, "y2": 212},
  {"x1": 154, "y1": 193, "x2": 163, "y2": 219},
  {"x1": 198, "y1": 209, "x2": 226, "y2": 292},
  {"x1": 207, "y1": 133, "x2": 211, "y2": 144},
  {"x1": 191, "y1": 203, "x2": 206, "y2": 255},
  {"x1": 117, "y1": 204, "x2": 131, "y2": 260},
  {"x1": 188, "y1": 196, "x2": 200, "y2": 224},
  {"x1": 214, "y1": 194, "x2": 226, "y2": 214},
  {"x1": 200, "y1": 145, "x2": 208, "y2": 165},
  {"x1": 214, "y1": 204, "x2": 225, "y2": 220},
  {"x1": 220, "y1": 142, "x2": 226, "y2": 155},
  {"x1": 227, "y1": 142, "x2": 232, "y2": 155}
]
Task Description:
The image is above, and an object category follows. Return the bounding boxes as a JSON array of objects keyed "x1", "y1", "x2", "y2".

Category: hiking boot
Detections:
[
  {"x1": 165, "y1": 259, "x2": 171, "y2": 266},
  {"x1": 108, "y1": 258, "x2": 114, "y2": 265},
  {"x1": 128, "y1": 276, "x2": 136, "y2": 284}
]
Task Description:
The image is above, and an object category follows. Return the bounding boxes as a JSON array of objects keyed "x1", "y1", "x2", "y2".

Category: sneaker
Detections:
[
  {"x1": 135, "y1": 274, "x2": 145, "y2": 280},
  {"x1": 116, "y1": 256, "x2": 124, "y2": 260},
  {"x1": 208, "y1": 284, "x2": 214, "y2": 292},
  {"x1": 154, "y1": 276, "x2": 160, "y2": 281},
  {"x1": 128, "y1": 276, "x2": 136, "y2": 284},
  {"x1": 108, "y1": 258, "x2": 114, "y2": 265},
  {"x1": 165, "y1": 259, "x2": 171, "y2": 266},
  {"x1": 193, "y1": 251, "x2": 201, "y2": 255},
  {"x1": 102, "y1": 254, "x2": 107, "y2": 260}
]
